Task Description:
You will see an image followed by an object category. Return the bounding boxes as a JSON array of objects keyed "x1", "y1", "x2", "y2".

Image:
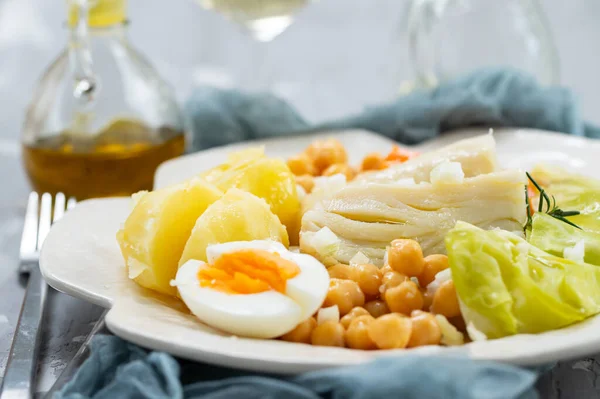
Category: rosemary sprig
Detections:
[{"x1": 525, "y1": 172, "x2": 582, "y2": 230}]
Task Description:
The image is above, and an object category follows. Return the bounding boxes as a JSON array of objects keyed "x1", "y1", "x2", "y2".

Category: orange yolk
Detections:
[{"x1": 197, "y1": 249, "x2": 300, "y2": 295}]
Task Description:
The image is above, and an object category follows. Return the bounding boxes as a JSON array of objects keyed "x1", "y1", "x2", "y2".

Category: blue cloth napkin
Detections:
[
  {"x1": 185, "y1": 67, "x2": 600, "y2": 151},
  {"x1": 55, "y1": 335, "x2": 539, "y2": 399},
  {"x1": 56, "y1": 68, "x2": 599, "y2": 399}
]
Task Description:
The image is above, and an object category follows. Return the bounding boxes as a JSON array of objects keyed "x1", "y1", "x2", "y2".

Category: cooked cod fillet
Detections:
[
  {"x1": 355, "y1": 134, "x2": 498, "y2": 184},
  {"x1": 301, "y1": 169, "x2": 527, "y2": 266}
]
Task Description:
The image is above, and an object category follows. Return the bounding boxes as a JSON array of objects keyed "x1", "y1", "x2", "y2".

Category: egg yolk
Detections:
[{"x1": 198, "y1": 249, "x2": 300, "y2": 294}]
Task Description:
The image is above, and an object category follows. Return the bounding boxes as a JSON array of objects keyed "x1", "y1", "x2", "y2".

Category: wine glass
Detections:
[{"x1": 198, "y1": 0, "x2": 317, "y2": 42}]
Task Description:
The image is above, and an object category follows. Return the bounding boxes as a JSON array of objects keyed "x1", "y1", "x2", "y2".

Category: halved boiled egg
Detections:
[{"x1": 174, "y1": 240, "x2": 330, "y2": 338}]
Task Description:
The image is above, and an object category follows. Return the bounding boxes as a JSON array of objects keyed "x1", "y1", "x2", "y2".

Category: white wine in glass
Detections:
[{"x1": 199, "y1": 0, "x2": 314, "y2": 42}]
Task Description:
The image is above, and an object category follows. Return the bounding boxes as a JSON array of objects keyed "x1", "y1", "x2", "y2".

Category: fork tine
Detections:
[
  {"x1": 67, "y1": 197, "x2": 77, "y2": 210},
  {"x1": 37, "y1": 193, "x2": 53, "y2": 250},
  {"x1": 19, "y1": 192, "x2": 39, "y2": 257},
  {"x1": 53, "y1": 192, "x2": 66, "y2": 223}
]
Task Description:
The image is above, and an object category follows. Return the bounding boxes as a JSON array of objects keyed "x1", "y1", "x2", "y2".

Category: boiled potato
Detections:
[
  {"x1": 116, "y1": 178, "x2": 222, "y2": 296},
  {"x1": 179, "y1": 188, "x2": 289, "y2": 266},
  {"x1": 201, "y1": 148, "x2": 301, "y2": 244}
]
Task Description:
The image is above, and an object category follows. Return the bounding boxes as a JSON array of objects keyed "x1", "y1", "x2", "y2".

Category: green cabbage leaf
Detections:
[{"x1": 446, "y1": 221, "x2": 600, "y2": 339}]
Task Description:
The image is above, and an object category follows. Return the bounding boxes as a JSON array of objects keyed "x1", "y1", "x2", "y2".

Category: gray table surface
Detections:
[{"x1": 2, "y1": 0, "x2": 600, "y2": 397}]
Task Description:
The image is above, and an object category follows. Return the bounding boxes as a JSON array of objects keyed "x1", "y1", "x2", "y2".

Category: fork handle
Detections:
[{"x1": 1, "y1": 268, "x2": 48, "y2": 399}]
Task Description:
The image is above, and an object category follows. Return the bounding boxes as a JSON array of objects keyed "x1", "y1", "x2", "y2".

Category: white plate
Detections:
[{"x1": 40, "y1": 128, "x2": 600, "y2": 374}]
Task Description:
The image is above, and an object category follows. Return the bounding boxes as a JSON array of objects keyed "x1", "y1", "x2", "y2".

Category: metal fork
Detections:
[{"x1": 1, "y1": 193, "x2": 75, "y2": 399}]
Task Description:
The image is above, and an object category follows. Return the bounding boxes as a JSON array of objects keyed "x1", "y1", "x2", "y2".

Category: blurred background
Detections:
[
  {"x1": 0, "y1": 0, "x2": 599, "y2": 393},
  {"x1": 2, "y1": 0, "x2": 600, "y2": 255},
  {"x1": 1, "y1": 0, "x2": 598, "y2": 198},
  {"x1": 2, "y1": 0, "x2": 599, "y2": 134}
]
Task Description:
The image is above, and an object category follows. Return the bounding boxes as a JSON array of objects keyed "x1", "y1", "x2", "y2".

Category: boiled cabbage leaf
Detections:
[
  {"x1": 530, "y1": 164, "x2": 600, "y2": 234},
  {"x1": 528, "y1": 213, "x2": 600, "y2": 266},
  {"x1": 446, "y1": 221, "x2": 600, "y2": 339}
]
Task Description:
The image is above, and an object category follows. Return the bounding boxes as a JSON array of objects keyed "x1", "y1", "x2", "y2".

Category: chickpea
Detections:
[
  {"x1": 380, "y1": 264, "x2": 394, "y2": 275},
  {"x1": 418, "y1": 254, "x2": 449, "y2": 287},
  {"x1": 387, "y1": 239, "x2": 425, "y2": 277},
  {"x1": 431, "y1": 280, "x2": 461, "y2": 318},
  {"x1": 345, "y1": 315, "x2": 377, "y2": 350},
  {"x1": 368, "y1": 313, "x2": 412, "y2": 349},
  {"x1": 384, "y1": 281, "x2": 424, "y2": 315},
  {"x1": 311, "y1": 321, "x2": 346, "y2": 347},
  {"x1": 364, "y1": 300, "x2": 390, "y2": 318},
  {"x1": 422, "y1": 288, "x2": 434, "y2": 311},
  {"x1": 295, "y1": 174, "x2": 315, "y2": 193},
  {"x1": 327, "y1": 263, "x2": 354, "y2": 280},
  {"x1": 287, "y1": 153, "x2": 317, "y2": 176},
  {"x1": 340, "y1": 307, "x2": 371, "y2": 329},
  {"x1": 407, "y1": 311, "x2": 442, "y2": 348},
  {"x1": 361, "y1": 153, "x2": 387, "y2": 171},
  {"x1": 322, "y1": 163, "x2": 356, "y2": 181},
  {"x1": 280, "y1": 317, "x2": 317, "y2": 344},
  {"x1": 323, "y1": 278, "x2": 365, "y2": 316},
  {"x1": 351, "y1": 264, "x2": 382, "y2": 297},
  {"x1": 306, "y1": 139, "x2": 348, "y2": 173},
  {"x1": 380, "y1": 271, "x2": 409, "y2": 295}
]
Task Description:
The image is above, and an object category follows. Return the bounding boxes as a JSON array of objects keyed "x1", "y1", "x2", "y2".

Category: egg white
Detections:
[
  {"x1": 284, "y1": 252, "x2": 330, "y2": 320},
  {"x1": 176, "y1": 240, "x2": 330, "y2": 339},
  {"x1": 176, "y1": 260, "x2": 303, "y2": 338}
]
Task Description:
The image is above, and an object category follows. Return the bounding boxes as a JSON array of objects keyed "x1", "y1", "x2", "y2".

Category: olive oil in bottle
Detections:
[
  {"x1": 22, "y1": 0, "x2": 185, "y2": 199},
  {"x1": 23, "y1": 121, "x2": 185, "y2": 199}
]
